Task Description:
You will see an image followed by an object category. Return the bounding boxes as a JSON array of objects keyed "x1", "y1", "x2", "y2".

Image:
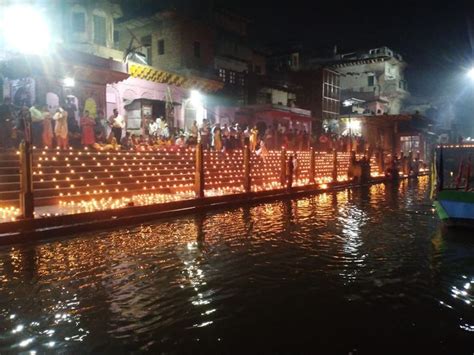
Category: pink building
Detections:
[{"x1": 106, "y1": 63, "x2": 223, "y2": 136}]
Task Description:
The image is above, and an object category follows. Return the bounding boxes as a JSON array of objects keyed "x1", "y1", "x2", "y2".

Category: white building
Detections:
[{"x1": 333, "y1": 46, "x2": 409, "y2": 115}]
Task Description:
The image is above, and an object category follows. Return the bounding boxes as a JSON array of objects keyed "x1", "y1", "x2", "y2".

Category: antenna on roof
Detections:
[{"x1": 123, "y1": 27, "x2": 146, "y2": 64}]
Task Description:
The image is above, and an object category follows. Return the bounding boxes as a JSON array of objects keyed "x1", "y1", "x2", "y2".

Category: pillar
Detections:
[
  {"x1": 280, "y1": 148, "x2": 286, "y2": 187},
  {"x1": 194, "y1": 143, "x2": 204, "y2": 198},
  {"x1": 19, "y1": 141, "x2": 34, "y2": 219},
  {"x1": 332, "y1": 149, "x2": 338, "y2": 183},
  {"x1": 400, "y1": 152, "x2": 406, "y2": 175},
  {"x1": 243, "y1": 145, "x2": 251, "y2": 193},
  {"x1": 309, "y1": 147, "x2": 315, "y2": 184},
  {"x1": 378, "y1": 148, "x2": 385, "y2": 174},
  {"x1": 408, "y1": 150, "x2": 413, "y2": 176}
]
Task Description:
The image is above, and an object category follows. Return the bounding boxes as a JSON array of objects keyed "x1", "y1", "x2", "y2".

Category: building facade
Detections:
[
  {"x1": 266, "y1": 49, "x2": 341, "y2": 135},
  {"x1": 112, "y1": 9, "x2": 223, "y2": 134},
  {"x1": 333, "y1": 46, "x2": 409, "y2": 115}
]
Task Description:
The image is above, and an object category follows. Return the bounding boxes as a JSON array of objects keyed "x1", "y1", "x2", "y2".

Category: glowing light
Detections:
[
  {"x1": 190, "y1": 90, "x2": 203, "y2": 107},
  {"x1": 468, "y1": 67, "x2": 474, "y2": 80},
  {"x1": 1, "y1": 5, "x2": 51, "y2": 54},
  {"x1": 63, "y1": 77, "x2": 75, "y2": 87},
  {"x1": 347, "y1": 120, "x2": 361, "y2": 131}
]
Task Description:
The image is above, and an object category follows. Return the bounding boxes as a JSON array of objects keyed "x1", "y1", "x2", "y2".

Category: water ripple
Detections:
[{"x1": 0, "y1": 177, "x2": 473, "y2": 353}]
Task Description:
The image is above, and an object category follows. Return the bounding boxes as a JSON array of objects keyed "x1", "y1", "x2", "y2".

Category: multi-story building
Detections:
[
  {"x1": 332, "y1": 46, "x2": 409, "y2": 115},
  {"x1": 112, "y1": 9, "x2": 223, "y2": 133},
  {"x1": 66, "y1": 0, "x2": 124, "y2": 61},
  {"x1": 266, "y1": 49, "x2": 341, "y2": 135},
  {"x1": 292, "y1": 67, "x2": 340, "y2": 135},
  {"x1": 212, "y1": 9, "x2": 269, "y2": 107},
  {"x1": 114, "y1": 4, "x2": 270, "y2": 132}
]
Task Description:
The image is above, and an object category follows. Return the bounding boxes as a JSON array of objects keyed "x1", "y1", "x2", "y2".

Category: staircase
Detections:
[{"x1": 0, "y1": 147, "x2": 377, "y2": 213}]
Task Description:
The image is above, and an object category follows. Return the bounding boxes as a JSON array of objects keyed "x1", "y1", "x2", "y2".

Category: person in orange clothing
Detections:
[
  {"x1": 42, "y1": 106, "x2": 53, "y2": 148},
  {"x1": 80, "y1": 110, "x2": 96, "y2": 147}
]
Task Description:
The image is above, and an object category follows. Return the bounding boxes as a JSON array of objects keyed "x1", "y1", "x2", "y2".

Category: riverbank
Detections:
[{"x1": 0, "y1": 174, "x2": 426, "y2": 246}]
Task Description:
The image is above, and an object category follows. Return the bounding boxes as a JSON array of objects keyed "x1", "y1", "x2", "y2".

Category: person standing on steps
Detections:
[
  {"x1": 0, "y1": 97, "x2": 15, "y2": 150},
  {"x1": 80, "y1": 110, "x2": 96, "y2": 147},
  {"x1": 53, "y1": 107, "x2": 68, "y2": 150},
  {"x1": 108, "y1": 109, "x2": 125, "y2": 144}
]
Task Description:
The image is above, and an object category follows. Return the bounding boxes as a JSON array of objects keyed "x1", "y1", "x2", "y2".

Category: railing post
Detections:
[
  {"x1": 408, "y1": 150, "x2": 413, "y2": 176},
  {"x1": 309, "y1": 147, "x2": 315, "y2": 185},
  {"x1": 194, "y1": 143, "x2": 204, "y2": 198},
  {"x1": 378, "y1": 148, "x2": 385, "y2": 174},
  {"x1": 243, "y1": 145, "x2": 251, "y2": 193},
  {"x1": 332, "y1": 149, "x2": 338, "y2": 183},
  {"x1": 400, "y1": 152, "x2": 406, "y2": 176},
  {"x1": 19, "y1": 141, "x2": 34, "y2": 219},
  {"x1": 280, "y1": 148, "x2": 286, "y2": 187}
]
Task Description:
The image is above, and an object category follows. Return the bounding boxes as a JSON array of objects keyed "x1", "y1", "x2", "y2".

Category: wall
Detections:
[
  {"x1": 108, "y1": 77, "x2": 189, "y2": 128},
  {"x1": 291, "y1": 68, "x2": 340, "y2": 135},
  {"x1": 66, "y1": 1, "x2": 123, "y2": 61},
  {"x1": 117, "y1": 12, "x2": 215, "y2": 74},
  {"x1": 337, "y1": 57, "x2": 409, "y2": 114},
  {"x1": 257, "y1": 87, "x2": 295, "y2": 106},
  {"x1": 338, "y1": 61, "x2": 384, "y2": 95}
]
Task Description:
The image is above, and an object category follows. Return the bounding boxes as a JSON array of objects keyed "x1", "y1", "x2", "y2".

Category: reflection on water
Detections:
[{"x1": 0, "y1": 176, "x2": 473, "y2": 353}]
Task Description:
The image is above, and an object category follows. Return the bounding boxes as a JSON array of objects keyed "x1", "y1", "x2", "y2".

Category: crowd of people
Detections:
[
  {"x1": 316, "y1": 132, "x2": 369, "y2": 154},
  {"x1": 120, "y1": 118, "x2": 280, "y2": 155},
  {"x1": 0, "y1": 98, "x2": 313, "y2": 154},
  {"x1": 0, "y1": 98, "x2": 129, "y2": 151},
  {"x1": 0, "y1": 98, "x2": 369, "y2": 155}
]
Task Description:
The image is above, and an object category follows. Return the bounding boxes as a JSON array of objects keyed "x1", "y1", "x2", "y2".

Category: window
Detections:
[
  {"x1": 239, "y1": 74, "x2": 245, "y2": 86},
  {"x1": 194, "y1": 41, "x2": 201, "y2": 58},
  {"x1": 292, "y1": 54, "x2": 298, "y2": 68},
  {"x1": 113, "y1": 30, "x2": 120, "y2": 44},
  {"x1": 72, "y1": 12, "x2": 85, "y2": 33},
  {"x1": 93, "y1": 15, "x2": 106, "y2": 46},
  {"x1": 367, "y1": 75, "x2": 375, "y2": 87},
  {"x1": 229, "y1": 71, "x2": 236, "y2": 84},
  {"x1": 158, "y1": 39, "x2": 165, "y2": 55},
  {"x1": 219, "y1": 68, "x2": 226, "y2": 82}
]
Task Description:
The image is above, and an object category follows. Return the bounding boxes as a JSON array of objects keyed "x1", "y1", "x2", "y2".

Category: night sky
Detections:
[{"x1": 235, "y1": 1, "x2": 474, "y2": 97}]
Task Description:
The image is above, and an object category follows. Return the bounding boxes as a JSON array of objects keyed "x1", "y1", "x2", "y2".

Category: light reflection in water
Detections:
[{"x1": 0, "y1": 176, "x2": 472, "y2": 353}]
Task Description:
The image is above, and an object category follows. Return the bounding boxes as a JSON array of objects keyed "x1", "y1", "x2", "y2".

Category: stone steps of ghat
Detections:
[
  {"x1": 0, "y1": 180, "x2": 195, "y2": 203},
  {"x1": 0, "y1": 174, "x2": 20, "y2": 183},
  {"x1": 0, "y1": 172, "x2": 292, "y2": 205},
  {"x1": 32, "y1": 166, "x2": 196, "y2": 176},
  {"x1": 0, "y1": 173, "x2": 266, "y2": 200},
  {"x1": 33, "y1": 170, "x2": 196, "y2": 179},
  {"x1": 0, "y1": 148, "x2": 365, "y2": 208}
]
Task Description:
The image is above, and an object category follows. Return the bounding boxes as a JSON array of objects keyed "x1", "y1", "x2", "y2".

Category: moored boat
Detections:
[
  {"x1": 434, "y1": 190, "x2": 474, "y2": 228},
  {"x1": 432, "y1": 144, "x2": 474, "y2": 228}
]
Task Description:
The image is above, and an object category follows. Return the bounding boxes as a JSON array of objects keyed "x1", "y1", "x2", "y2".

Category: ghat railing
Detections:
[{"x1": 0, "y1": 145, "x2": 382, "y2": 222}]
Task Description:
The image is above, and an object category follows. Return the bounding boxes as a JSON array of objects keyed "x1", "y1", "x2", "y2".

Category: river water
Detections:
[{"x1": 0, "y1": 177, "x2": 473, "y2": 354}]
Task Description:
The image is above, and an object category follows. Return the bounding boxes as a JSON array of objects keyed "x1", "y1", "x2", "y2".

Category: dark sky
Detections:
[{"x1": 234, "y1": 1, "x2": 474, "y2": 98}]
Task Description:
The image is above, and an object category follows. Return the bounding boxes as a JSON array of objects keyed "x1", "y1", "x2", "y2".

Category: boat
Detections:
[{"x1": 432, "y1": 144, "x2": 474, "y2": 228}]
